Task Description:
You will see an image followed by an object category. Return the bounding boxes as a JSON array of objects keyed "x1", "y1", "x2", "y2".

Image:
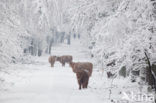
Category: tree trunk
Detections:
[
  {"x1": 48, "y1": 38, "x2": 53, "y2": 54},
  {"x1": 145, "y1": 52, "x2": 156, "y2": 91},
  {"x1": 67, "y1": 35, "x2": 71, "y2": 45},
  {"x1": 78, "y1": 34, "x2": 80, "y2": 39}
]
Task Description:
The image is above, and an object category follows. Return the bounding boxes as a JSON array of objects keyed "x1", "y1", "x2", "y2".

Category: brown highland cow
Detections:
[
  {"x1": 69, "y1": 62, "x2": 93, "y2": 90},
  {"x1": 56, "y1": 55, "x2": 73, "y2": 66},
  {"x1": 76, "y1": 70, "x2": 89, "y2": 90},
  {"x1": 69, "y1": 62, "x2": 93, "y2": 77},
  {"x1": 48, "y1": 56, "x2": 56, "y2": 67}
]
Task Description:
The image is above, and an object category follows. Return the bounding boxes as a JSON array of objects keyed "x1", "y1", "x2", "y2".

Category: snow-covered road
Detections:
[{"x1": 0, "y1": 40, "x2": 105, "y2": 103}]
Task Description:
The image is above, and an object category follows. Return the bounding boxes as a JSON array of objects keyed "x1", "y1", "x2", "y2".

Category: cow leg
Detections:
[
  {"x1": 51, "y1": 63, "x2": 54, "y2": 67},
  {"x1": 83, "y1": 81, "x2": 87, "y2": 89},
  {"x1": 79, "y1": 84, "x2": 81, "y2": 90},
  {"x1": 62, "y1": 62, "x2": 65, "y2": 66},
  {"x1": 53, "y1": 61, "x2": 55, "y2": 67},
  {"x1": 82, "y1": 83, "x2": 85, "y2": 89},
  {"x1": 78, "y1": 79, "x2": 81, "y2": 90},
  {"x1": 85, "y1": 81, "x2": 88, "y2": 88},
  {"x1": 85, "y1": 77, "x2": 89, "y2": 88},
  {"x1": 77, "y1": 75, "x2": 82, "y2": 90},
  {"x1": 83, "y1": 77, "x2": 89, "y2": 88},
  {"x1": 82, "y1": 77, "x2": 86, "y2": 89}
]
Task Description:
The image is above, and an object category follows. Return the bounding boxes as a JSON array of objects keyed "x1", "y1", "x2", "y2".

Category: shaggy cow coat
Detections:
[
  {"x1": 69, "y1": 62, "x2": 93, "y2": 77},
  {"x1": 48, "y1": 56, "x2": 56, "y2": 67},
  {"x1": 76, "y1": 70, "x2": 89, "y2": 90},
  {"x1": 69, "y1": 62, "x2": 93, "y2": 90},
  {"x1": 56, "y1": 55, "x2": 73, "y2": 66}
]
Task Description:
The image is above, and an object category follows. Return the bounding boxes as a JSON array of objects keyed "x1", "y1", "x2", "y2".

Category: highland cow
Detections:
[
  {"x1": 56, "y1": 55, "x2": 73, "y2": 66},
  {"x1": 76, "y1": 70, "x2": 89, "y2": 90},
  {"x1": 48, "y1": 56, "x2": 56, "y2": 67},
  {"x1": 69, "y1": 62, "x2": 93, "y2": 77}
]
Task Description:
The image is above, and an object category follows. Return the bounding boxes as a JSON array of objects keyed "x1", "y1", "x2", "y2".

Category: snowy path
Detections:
[{"x1": 0, "y1": 40, "x2": 105, "y2": 103}]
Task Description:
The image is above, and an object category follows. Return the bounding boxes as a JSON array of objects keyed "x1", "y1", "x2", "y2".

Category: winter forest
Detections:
[{"x1": 0, "y1": 0, "x2": 156, "y2": 103}]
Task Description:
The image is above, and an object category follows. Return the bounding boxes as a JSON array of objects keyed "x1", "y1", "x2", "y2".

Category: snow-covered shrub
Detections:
[
  {"x1": 90, "y1": 0, "x2": 156, "y2": 78},
  {"x1": 0, "y1": 0, "x2": 73, "y2": 66},
  {"x1": 0, "y1": 1, "x2": 30, "y2": 68}
]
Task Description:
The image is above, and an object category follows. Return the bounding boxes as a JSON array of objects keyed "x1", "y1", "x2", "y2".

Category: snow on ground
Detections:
[
  {"x1": 1, "y1": 39, "x2": 153, "y2": 103},
  {"x1": 0, "y1": 39, "x2": 108, "y2": 103}
]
